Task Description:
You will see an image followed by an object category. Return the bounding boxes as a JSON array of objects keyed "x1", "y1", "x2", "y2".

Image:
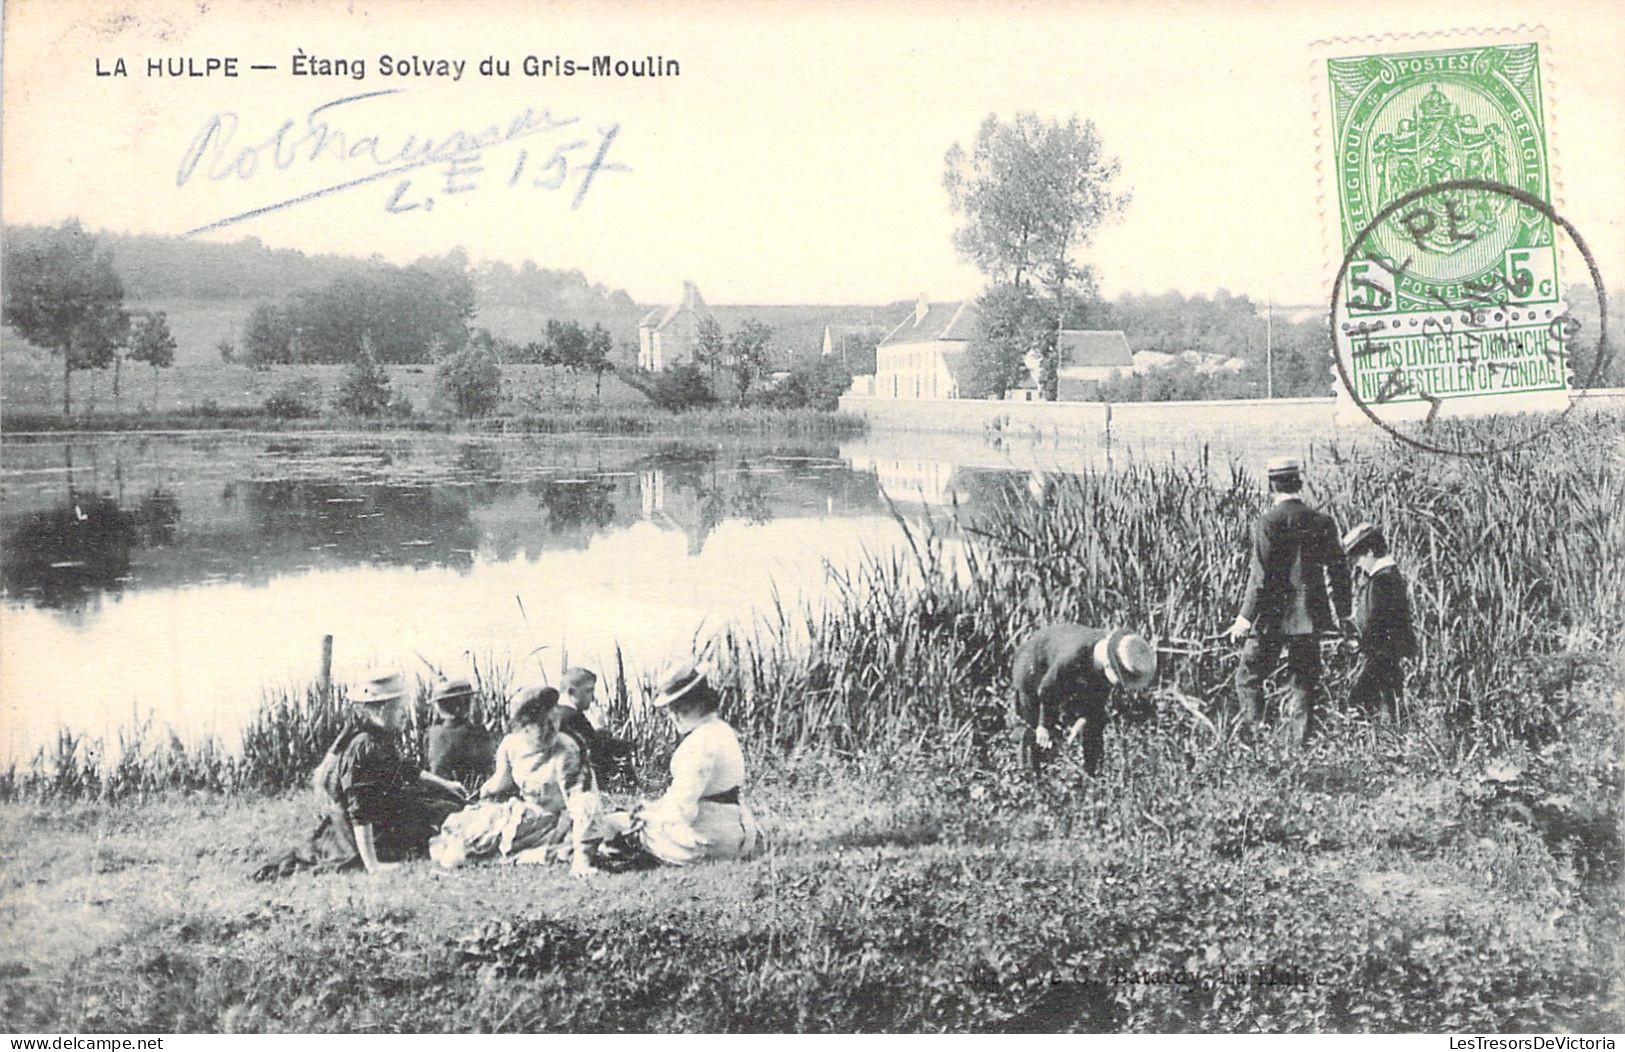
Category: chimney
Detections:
[
  {"x1": 682, "y1": 280, "x2": 700, "y2": 309},
  {"x1": 915, "y1": 293, "x2": 929, "y2": 325}
]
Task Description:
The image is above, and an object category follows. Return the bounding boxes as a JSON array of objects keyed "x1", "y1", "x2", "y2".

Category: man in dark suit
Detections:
[
  {"x1": 1226, "y1": 457, "x2": 1353, "y2": 745},
  {"x1": 1012, "y1": 623, "x2": 1157, "y2": 775}
]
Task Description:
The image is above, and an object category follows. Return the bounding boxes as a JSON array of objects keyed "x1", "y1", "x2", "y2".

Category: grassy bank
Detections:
[
  {"x1": 0, "y1": 709, "x2": 1618, "y2": 1032},
  {"x1": 1, "y1": 358, "x2": 647, "y2": 418},
  {"x1": 0, "y1": 356, "x2": 866, "y2": 438},
  {"x1": 2, "y1": 411, "x2": 1620, "y2": 1031}
]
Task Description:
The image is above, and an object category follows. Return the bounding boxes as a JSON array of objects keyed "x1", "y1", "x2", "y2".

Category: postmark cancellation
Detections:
[{"x1": 1314, "y1": 29, "x2": 1581, "y2": 427}]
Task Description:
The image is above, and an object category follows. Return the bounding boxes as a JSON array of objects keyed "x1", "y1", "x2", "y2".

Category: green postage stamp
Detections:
[{"x1": 1317, "y1": 31, "x2": 1573, "y2": 424}]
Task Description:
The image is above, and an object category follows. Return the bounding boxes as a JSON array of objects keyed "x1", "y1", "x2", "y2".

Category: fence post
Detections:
[{"x1": 319, "y1": 634, "x2": 334, "y2": 692}]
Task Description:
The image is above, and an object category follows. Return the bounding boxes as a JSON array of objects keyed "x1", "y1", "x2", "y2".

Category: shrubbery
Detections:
[
  {"x1": 334, "y1": 351, "x2": 393, "y2": 416},
  {"x1": 262, "y1": 377, "x2": 320, "y2": 419},
  {"x1": 645, "y1": 363, "x2": 717, "y2": 410},
  {"x1": 435, "y1": 347, "x2": 502, "y2": 416},
  {"x1": 749, "y1": 356, "x2": 855, "y2": 410}
]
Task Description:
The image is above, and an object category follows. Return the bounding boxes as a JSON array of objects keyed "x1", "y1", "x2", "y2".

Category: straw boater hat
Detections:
[
  {"x1": 431, "y1": 677, "x2": 476, "y2": 706},
  {"x1": 652, "y1": 662, "x2": 710, "y2": 708},
  {"x1": 1266, "y1": 456, "x2": 1302, "y2": 481},
  {"x1": 1341, "y1": 521, "x2": 1383, "y2": 556},
  {"x1": 1099, "y1": 630, "x2": 1157, "y2": 691},
  {"x1": 352, "y1": 671, "x2": 406, "y2": 705}
]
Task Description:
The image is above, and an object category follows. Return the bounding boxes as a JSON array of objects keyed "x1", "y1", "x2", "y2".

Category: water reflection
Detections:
[
  {"x1": 1, "y1": 425, "x2": 1352, "y2": 760},
  {"x1": 2, "y1": 493, "x2": 139, "y2": 613},
  {"x1": 1, "y1": 435, "x2": 889, "y2": 619}
]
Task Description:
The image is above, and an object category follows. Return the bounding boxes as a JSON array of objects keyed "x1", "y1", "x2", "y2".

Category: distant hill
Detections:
[
  {"x1": 1, "y1": 225, "x2": 914, "y2": 368},
  {"x1": 0, "y1": 227, "x2": 643, "y2": 318}
]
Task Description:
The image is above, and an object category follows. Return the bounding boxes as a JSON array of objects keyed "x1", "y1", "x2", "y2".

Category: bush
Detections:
[
  {"x1": 647, "y1": 363, "x2": 717, "y2": 411},
  {"x1": 435, "y1": 347, "x2": 502, "y2": 417},
  {"x1": 334, "y1": 352, "x2": 393, "y2": 416},
  {"x1": 263, "y1": 376, "x2": 320, "y2": 419},
  {"x1": 750, "y1": 356, "x2": 854, "y2": 410}
]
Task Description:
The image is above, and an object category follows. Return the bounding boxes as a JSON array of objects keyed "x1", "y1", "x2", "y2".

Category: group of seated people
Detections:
[{"x1": 252, "y1": 661, "x2": 758, "y2": 881}]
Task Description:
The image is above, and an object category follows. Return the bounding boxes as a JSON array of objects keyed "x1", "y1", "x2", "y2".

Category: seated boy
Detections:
[
  {"x1": 560, "y1": 666, "x2": 637, "y2": 787},
  {"x1": 1342, "y1": 522, "x2": 1418, "y2": 723},
  {"x1": 252, "y1": 671, "x2": 466, "y2": 879},
  {"x1": 426, "y1": 677, "x2": 494, "y2": 788}
]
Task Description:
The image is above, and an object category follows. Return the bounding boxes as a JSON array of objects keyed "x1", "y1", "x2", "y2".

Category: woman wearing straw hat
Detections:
[
  {"x1": 251, "y1": 671, "x2": 467, "y2": 880},
  {"x1": 1012, "y1": 624, "x2": 1158, "y2": 775},
  {"x1": 595, "y1": 663, "x2": 759, "y2": 869}
]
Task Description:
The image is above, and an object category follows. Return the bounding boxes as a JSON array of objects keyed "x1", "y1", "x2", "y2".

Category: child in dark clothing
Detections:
[
  {"x1": 560, "y1": 666, "x2": 638, "y2": 787},
  {"x1": 425, "y1": 677, "x2": 494, "y2": 788},
  {"x1": 1341, "y1": 523, "x2": 1419, "y2": 723},
  {"x1": 251, "y1": 672, "x2": 467, "y2": 880}
]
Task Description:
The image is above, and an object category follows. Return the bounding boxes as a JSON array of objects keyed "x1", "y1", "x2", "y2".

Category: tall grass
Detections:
[
  {"x1": 705, "y1": 411, "x2": 1624, "y2": 757},
  {"x1": 4, "y1": 412, "x2": 1620, "y2": 800}
]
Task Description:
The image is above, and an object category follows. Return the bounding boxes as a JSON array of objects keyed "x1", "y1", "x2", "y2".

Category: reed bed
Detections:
[
  {"x1": 4, "y1": 411, "x2": 1621, "y2": 801},
  {"x1": 707, "y1": 410, "x2": 1624, "y2": 758}
]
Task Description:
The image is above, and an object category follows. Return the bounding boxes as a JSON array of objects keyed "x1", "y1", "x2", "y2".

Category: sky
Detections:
[{"x1": 3, "y1": 0, "x2": 1622, "y2": 307}]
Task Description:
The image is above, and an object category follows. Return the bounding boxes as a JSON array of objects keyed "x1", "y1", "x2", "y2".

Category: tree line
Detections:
[
  {"x1": 0, "y1": 226, "x2": 640, "y2": 314},
  {"x1": 2, "y1": 219, "x2": 857, "y2": 418}
]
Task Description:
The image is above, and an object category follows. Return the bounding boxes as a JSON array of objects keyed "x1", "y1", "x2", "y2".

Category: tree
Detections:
[
  {"x1": 540, "y1": 319, "x2": 590, "y2": 398},
  {"x1": 2, "y1": 219, "x2": 129, "y2": 414},
  {"x1": 945, "y1": 113, "x2": 1129, "y2": 399},
  {"x1": 724, "y1": 319, "x2": 775, "y2": 406},
  {"x1": 436, "y1": 346, "x2": 502, "y2": 416},
  {"x1": 335, "y1": 334, "x2": 394, "y2": 416},
  {"x1": 965, "y1": 284, "x2": 1049, "y2": 399},
  {"x1": 241, "y1": 264, "x2": 475, "y2": 367},
  {"x1": 584, "y1": 323, "x2": 614, "y2": 403},
  {"x1": 128, "y1": 311, "x2": 177, "y2": 410},
  {"x1": 243, "y1": 302, "x2": 291, "y2": 367},
  {"x1": 691, "y1": 315, "x2": 725, "y2": 379}
]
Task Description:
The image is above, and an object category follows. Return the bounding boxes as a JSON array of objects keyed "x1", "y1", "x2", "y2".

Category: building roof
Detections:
[
  {"x1": 1056, "y1": 330, "x2": 1133, "y2": 367},
  {"x1": 879, "y1": 301, "x2": 979, "y2": 346},
  {"x1": 642, "y1": 281, "x2": 710, "y2": 333}
]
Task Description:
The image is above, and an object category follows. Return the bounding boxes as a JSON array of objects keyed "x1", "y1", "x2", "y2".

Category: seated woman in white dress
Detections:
[
  {"x1": 596, "y1": 663, "x2": 759, "y2": 869},
  {"x1": 430, "y1": 685, "x2": 600, "y2": 876}
]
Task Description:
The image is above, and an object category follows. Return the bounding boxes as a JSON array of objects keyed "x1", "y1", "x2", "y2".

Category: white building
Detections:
[
  {"x1": 638, "y1": 281, "x2": 711, "y2": 371},
  {"x1": 872, "y1": 296, "x2": 976, "y2": 400}
]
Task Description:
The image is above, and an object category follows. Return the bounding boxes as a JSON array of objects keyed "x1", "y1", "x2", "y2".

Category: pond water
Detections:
[{"x1": 0, "y1": 425, "x2": 1343, "y2": 760}]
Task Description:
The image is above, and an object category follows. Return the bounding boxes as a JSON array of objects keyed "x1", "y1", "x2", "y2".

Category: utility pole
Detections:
[{"x1": 1266, "y1": 294, "x2": 1274, "y2": 400}]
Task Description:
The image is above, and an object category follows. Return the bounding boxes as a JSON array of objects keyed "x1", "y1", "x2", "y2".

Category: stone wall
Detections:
[{"x1": 838, "y1": 389, "x2": 1625, "y2": 441}]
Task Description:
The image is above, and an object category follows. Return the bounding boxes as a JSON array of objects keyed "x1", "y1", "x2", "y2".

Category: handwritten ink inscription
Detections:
[{"x1": 176, "y1": 90, "x2": 630, "y2": 236}]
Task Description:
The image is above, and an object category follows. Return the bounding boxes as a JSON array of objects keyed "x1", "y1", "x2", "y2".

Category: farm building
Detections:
[
  {"x1": 871, "y1": 296, "x2": 976, "y2": 400},
  {"x1": 1006, "y1": 330, "x2": 1136, "y2": 401},
  {"x1": 638, "y1": 281, "x2": 712, "y2": 371}
]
